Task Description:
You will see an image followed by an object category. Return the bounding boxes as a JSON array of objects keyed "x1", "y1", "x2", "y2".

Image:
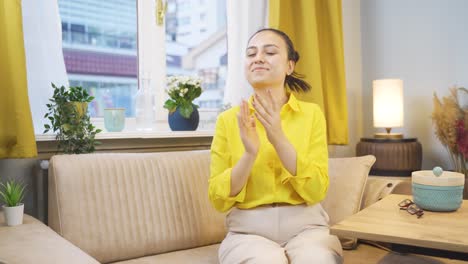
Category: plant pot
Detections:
[
  {"x1": 61, "y1": 102, "x2": 89, "y2": 132},
  {"x1": 65, "y1": 102, "x2": 88, "y2": 118},
  {"x1": 2, "y1": 203, "x2": 24, "y2": 226},
  {"x1": 168, "y1": 105, "x2": 199, "y2": 131}
]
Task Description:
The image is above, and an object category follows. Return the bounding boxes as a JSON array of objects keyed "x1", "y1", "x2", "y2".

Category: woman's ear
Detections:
[{"x1": 287, "y1": 60, "x2": 295, "y2": 75}]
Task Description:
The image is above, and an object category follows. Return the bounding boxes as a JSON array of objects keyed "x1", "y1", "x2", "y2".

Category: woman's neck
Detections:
[{"x1": 253, "y1": 87, "x2": 289, "y2": 105}]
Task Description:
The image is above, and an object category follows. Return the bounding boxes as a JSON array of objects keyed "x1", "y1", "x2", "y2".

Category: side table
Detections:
[
  {"x1": 331, "y1": 194, "x2": 468, "y2": 254},
  {"x1": 356, "y1": 137, "x2": 422, "y2": 176}
]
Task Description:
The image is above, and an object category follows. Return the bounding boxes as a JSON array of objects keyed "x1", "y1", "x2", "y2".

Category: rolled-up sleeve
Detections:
[
  {"x1": 280, "y1": 106, "x2": 329, "y2": 205},
  {"x1": 208, "y1": 114, "x2": 246, "y2": 212}
]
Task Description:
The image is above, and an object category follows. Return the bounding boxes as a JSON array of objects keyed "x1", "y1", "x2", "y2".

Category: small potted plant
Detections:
[
  {"x1": 0, "y1": 180, "x2": 26, "y2": 226},
  {"x1": 164, "y1": 76, "x2": 203, "y2": 131},
  {"x1": 44, "y1": 83, "x2": 102, "y2": 154}
]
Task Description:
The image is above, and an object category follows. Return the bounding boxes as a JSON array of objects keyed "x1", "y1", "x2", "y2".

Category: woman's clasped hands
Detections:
[{"x1": 237, "y1": 89, "x2": 286, "y2": 156}]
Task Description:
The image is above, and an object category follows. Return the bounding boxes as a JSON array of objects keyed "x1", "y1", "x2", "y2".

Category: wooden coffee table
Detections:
[{"x1": 331, "y1": 194, "x2": 468, "y2": 253}]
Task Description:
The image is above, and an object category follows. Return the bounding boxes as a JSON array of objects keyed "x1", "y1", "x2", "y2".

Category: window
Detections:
[
  {"x1": 56, "y1": 0, "x2": 226, "y2": 131},
  {"x1": 198, "y1": 68, "x2": 219, "y2": 91},
  {"x1": 179, "y1": 16, "x2": 191, "y2": 26},
  {"x1": 61, "y1": 22, "x2": 69, "y2": 42},
  {"x1": 58, "y1": 0, "x2": 137, "y2": 118},
  {"x1": 70, "y1": 24, "x2": 86, "y2": 44},
  {"x1": 177, "y1": 0, "x2": 190, "y2": 11},
  {"x1": 165, "y1": 0, "x2": 226, "y2": 129}
]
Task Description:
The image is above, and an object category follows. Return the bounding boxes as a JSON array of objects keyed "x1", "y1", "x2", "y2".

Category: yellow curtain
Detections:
[
  {"x1": 269, "y1": 0, "x2": 348, "y2": 145},
  {"x1": 0, "y1": 0, "x2": 37, "y2": 158}
]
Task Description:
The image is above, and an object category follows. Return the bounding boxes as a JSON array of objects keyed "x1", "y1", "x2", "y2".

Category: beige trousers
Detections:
[{"x1": 219, "y1": 203, "x2": 343, "y2": 264}]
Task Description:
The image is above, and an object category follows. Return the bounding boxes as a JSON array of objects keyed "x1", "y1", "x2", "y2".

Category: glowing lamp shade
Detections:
[{"x1": 373, "y1": 79, "x2": 404, "y2": 129}]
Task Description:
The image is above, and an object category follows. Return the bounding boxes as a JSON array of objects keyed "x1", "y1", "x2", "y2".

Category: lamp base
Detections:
[{"x1": 374, "y1": 133, "x2": 403, "y2": 139}]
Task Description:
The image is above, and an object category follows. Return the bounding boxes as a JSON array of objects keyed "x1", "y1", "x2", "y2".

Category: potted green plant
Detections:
[
  {"x1": 43, "y1": 83, "x2": 102, "y2": 154},
  {"x1": 164, "y1": 76, "x2": 203, "y2": 131},
  {"x1": 0, "y1": 180, "x2": 26, "y2": 226}
]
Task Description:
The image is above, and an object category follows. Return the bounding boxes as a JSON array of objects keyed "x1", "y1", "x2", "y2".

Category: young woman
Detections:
[{"x1": 209, "y1": 28, "x2": 343, "y2": 264}]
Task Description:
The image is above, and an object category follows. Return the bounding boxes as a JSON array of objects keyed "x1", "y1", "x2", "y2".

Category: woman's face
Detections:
[{"x1": 244, "y1": 30, "x2": 294, "y2": 89}]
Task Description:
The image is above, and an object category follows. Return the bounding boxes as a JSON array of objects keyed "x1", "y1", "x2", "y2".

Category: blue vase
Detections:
[{"x1": 168, "y1": 105, "x2": 199, "y2": 131}]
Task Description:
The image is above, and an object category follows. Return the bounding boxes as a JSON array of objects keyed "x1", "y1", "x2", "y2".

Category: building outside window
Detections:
[{"x1": 58, "y1": 0, "x2": 138, "y2": 118}]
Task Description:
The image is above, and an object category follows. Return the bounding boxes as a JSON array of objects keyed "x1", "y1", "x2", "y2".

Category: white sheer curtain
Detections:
[
  {"x1": 22, "y1": 0, "x2": 68, "y2": 134},
  {"x1": 224, "y1": 0, "x2": 268, "y2": 106}
]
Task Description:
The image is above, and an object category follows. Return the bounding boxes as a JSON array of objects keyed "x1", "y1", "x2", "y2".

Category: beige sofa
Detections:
[{"x1": 0, "y1": 150, "x2": 463, "y2": 264}]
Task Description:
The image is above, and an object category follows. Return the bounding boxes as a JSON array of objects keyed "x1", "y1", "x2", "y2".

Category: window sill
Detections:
[
  {"x1": 36, "y1": 130, "x2": 214, "y2": 159},
  {"x1": 36, "y1": 130, "x2": 214, "y2": 141}
]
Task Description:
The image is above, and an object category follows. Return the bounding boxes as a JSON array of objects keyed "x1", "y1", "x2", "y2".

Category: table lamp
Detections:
[
  {"x1": 357, "y1": 79, "x2": 421, "y2": 176},
  {"x1": 373, "y1": 79, "x2": 404, "y2": 139}
]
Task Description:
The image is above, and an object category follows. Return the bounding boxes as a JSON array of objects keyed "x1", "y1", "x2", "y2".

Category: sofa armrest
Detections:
[
  {"x1": 361, "y1": 176, "x2": 412, "y2": 209},
  {"x1": 0, "y1": 214, "x2": 99, "y2": 264}
]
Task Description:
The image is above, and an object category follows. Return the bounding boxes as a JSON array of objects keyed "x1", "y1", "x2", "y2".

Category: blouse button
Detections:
[
  {"x1": 275, "y1": 167, "x2": 282, "y2": 176},
  {"x1": 267, "y1": 161, "x2": 274, "y2": 169}
]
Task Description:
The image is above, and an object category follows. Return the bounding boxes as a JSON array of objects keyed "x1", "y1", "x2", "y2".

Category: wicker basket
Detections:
[{"x1": 412, "y1": 170, "x2": 465, "y2": 211}]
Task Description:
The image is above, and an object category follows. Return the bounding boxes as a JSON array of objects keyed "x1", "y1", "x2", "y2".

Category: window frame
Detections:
[
  {"x1": 137, "y1": 0, "x2": 167, "y2": 125},
  {"x1": 82, "y1": 0, "x2": 168, "y2": 133}
]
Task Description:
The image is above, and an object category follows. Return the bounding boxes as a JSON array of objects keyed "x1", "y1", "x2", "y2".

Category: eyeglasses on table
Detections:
[{"x1": 398, "y1": 198, "x2": 424, "y2": 218}]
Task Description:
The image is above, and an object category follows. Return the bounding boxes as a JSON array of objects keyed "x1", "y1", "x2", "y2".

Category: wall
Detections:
[
  {"x1": 361, "y1": 0, "x2": 468, "y2": 169},
  {"x1": 0, "y1": 159, "x2": 43, "y2": 219}
]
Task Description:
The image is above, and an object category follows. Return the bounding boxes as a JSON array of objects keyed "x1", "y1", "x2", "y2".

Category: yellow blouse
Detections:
[{"x1": 208, "y1": 94, "x2": 329, "y2": 213}]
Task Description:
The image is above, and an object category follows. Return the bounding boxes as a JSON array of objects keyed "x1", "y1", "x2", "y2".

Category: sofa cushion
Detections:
[
  {"x1": 321, "y1": 155, "x2": 376, "y2": 249},
  {"x1": 362, "y1": 177, "x2": 412, "y2": 209},
  {"x1": 48, "y1": 150, "x2": 226, "y2": 263},
  {"x1": 112, "y1": 244, "x2": 219, "y2": 264}
]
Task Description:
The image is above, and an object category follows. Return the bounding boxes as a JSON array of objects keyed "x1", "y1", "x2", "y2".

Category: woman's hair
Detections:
[{"x1": 249, "y1": 28, "x2": 311, "y2": 93}]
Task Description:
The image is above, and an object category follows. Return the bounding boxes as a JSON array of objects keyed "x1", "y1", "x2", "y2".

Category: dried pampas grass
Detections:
[{"x1": 432, "y1": 87, "x2": 463, "y2": 154}]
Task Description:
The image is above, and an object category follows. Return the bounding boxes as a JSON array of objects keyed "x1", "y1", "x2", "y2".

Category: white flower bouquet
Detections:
[{"x1": 164, "y1": 76, "x2": 203, "y2": 118}]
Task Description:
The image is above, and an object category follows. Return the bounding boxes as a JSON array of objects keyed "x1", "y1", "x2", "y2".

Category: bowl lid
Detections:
[{"x1": 412, "y1": 170, "x2": 465, "y2": 186}]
